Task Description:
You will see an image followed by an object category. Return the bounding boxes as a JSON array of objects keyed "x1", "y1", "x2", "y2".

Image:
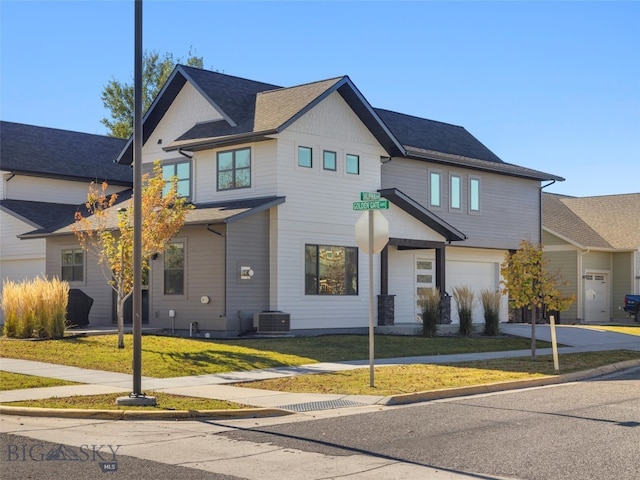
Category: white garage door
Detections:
[{"x1": 447, "y1": 261, "x2": 498, "y2": 324}]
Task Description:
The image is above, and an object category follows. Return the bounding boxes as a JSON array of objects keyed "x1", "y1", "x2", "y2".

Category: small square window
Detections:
[
  {"x1": 323, "y1": 150, "x2": 337, "y2": 171},
  {"x1": 298, "y1": 146, "x2": 312, "y2": 168},
  {"x1": 346, "y1": 154, "x2": 359, "y2": 175}
]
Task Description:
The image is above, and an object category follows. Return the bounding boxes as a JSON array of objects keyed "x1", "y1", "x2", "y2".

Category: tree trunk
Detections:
[
  {"x1": 117, "y1": 291, "x2": 125, "y2": 349},
  {"x1": 531, "y1": 304, "x2": 537, "y2": 360}
]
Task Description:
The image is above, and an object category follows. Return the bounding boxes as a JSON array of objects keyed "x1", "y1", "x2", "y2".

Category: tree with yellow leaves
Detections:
[
  {"x1": 72, "y1": 161, "x2": 193, "y2": 348},
  {"x1": 500, "y1": 240, "x2": 575, "y2": 360}
]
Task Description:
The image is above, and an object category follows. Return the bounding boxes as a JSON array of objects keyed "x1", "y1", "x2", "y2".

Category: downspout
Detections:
[
  {"x1": 206, "y1": 224, "x2": 227, "y2": 321},
  {"x1": 539, "y1": 180, "x2": 556, "y2": 245},
  {"x1": 578, "y1": 248, "x2": 590, "y2": 323},
  {"x1": 3, "y1": 172, "x2": 16, "y2": 200},
  {"x1": 178, "y1": 149, "x2": 193, "y2": 159}
]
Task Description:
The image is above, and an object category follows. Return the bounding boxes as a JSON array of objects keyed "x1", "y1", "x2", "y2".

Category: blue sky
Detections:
[{"x1": 2, "y1": 1, "x2": 639, "y2": 197}]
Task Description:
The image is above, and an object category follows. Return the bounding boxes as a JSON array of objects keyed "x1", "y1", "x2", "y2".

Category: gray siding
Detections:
[
  {"x1": 544, "y1": 250, "x2": 579, "y2": 323},
  {"x1": 149, "y1": 225, "x2": 226, "y2": 332},
  {"x1": 611, "y1": 252, "x2": 632, "y2": 319},
  {"x1": 225, "y1": 211, "x2": 271, "y2": 332},
  {"x1": 382, "y1": 158, "x2": 541, "y2": 249}
]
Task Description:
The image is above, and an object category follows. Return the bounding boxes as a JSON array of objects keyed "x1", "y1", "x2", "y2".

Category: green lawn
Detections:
[
  {"x1": 0, "y1": 333, "x2": 548, "y2": 378},
  {"x1": 0, "y1": 371, "x2": 78, "y2": 390}
]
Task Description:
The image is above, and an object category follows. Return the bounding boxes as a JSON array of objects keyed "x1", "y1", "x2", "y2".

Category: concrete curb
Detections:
[
  {"x1": 0, "y1": 405, "x2": 293, "y2": 420},
  {"x1": 1, "y1": 359, "x2": 638, "y2": 420},
  {"x1": 379, "y1": 359, "x2": 640, "y2": 406}
]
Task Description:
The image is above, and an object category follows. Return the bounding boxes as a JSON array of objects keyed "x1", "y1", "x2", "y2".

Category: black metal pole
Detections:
[{"x1": 132, "y1": 0, "x2": 143, "y2": 395}]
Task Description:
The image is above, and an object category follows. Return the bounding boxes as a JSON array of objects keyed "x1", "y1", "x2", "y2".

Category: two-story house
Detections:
[
  {"x1": 28, "y1": 66, "x2": 562, "y2": 335},
  {"x1": 0, "y1": 121, "x2": 132, "y2": 322}
]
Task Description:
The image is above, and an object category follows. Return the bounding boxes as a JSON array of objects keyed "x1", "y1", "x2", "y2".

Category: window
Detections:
[
  {"x1": 217, "y1": 147, "x2": 251, "y2": 191},
  {"x1": 450, "y1": 175, "x2": 461, "y2": 210},
  {"x1": 430, "y1": 172, "x2": 441, "y2": 207},
  {"x1": 61, "y1": 248, "x2": 83, "y2": 282},
  {"x1": 346, "y1": 154, "x2": 359, "y2": 174},
  {"x1": 305, "y1": 244, "x2": 358, "y2": 295},
  {"x1": 162, "y1": 160, "x2": 191, "y2": 198},
  {"x1": 470, "y1": 177, "x2": 480, "y2": 212},
  {"x1": 323, "y1": 150, "x2": 337, "y2": 171},
  {"x1": 164, "y1": 242, "x2": 184, "y2": 295},
  {"x1": 298, "y1": 146, "x2": 312, "y2": 168}
]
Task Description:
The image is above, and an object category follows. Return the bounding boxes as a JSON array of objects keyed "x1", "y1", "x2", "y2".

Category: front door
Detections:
[
  {"x1": 415, "y1": 256, "x2": 435, "y2": 322},
  {"x1": 584, "y1": 272, "x2": 609, "y2": 323}
]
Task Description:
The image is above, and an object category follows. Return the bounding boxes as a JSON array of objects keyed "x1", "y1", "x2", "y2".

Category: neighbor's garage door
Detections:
[{"x1": 447, "y1": 261, "x2": 498, "y2": 324}]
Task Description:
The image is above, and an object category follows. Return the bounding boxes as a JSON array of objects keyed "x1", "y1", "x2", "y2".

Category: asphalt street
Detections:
[{"x1": 2, "y1": 366, "x2": 638, "y2": 480}]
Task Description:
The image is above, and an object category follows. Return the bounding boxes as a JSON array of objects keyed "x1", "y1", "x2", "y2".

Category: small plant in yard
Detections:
[
  {"x1": 480, "y1": 289, "x2": 501, "y2": 336},
  {"x1": 453, "y1": 286, "x2": 475, "y2": 336},
  {"x1": 1, "y1": 277, "x2": 68, "y2": 339},
  {"x1": 417, "y1": 288, "x2": 440, "y2": 337}
]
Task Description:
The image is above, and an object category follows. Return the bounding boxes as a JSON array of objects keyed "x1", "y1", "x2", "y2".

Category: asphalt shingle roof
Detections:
[
  {"x1": 117, "y1": 65, "x2": 561, "y2": 182},
  {"x1": 0, "y1": 199, "x2": 83, "y2": 235},
  {"x1": 543, "y1": 192, "x2": 640, "y2": 250},
  {"x1": 0, "y1": 121, "x2": 132, "y2": 185}
]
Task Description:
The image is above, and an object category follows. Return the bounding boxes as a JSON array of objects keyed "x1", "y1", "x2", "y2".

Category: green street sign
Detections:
[
  {"x1": 353, "y1": 199, "x2": 389, "y2": 211},
  {"x1": 360, "y1": 191, "x2": 381, "y2": 202}
]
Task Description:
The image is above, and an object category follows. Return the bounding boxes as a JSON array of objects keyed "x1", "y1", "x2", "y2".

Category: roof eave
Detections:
[{"x1": 163, "y1": 130, "x2": 278, "y2": 153}]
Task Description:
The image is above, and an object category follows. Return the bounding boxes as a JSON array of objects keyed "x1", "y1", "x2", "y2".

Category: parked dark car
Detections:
[{"x1": 623, "y1": 294, "x2": 640, "y2": 321}]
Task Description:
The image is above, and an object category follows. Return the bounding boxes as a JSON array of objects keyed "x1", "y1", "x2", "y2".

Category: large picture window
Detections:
[
  {"x1": 305, "y1": 245, "x2": 358, "y2": 295},
  {"x1": 162, "y1": 160, "x2": 191, "y2": 198},
  {"x1": 61, "y1": 248, "x2": 84, "y2": 282},
  {"x1": 164, "y1": 242, "x2": 184, "y2": 295},
  {"x1": 217, "y1": 147, "x2": 251, "y2": 191}
]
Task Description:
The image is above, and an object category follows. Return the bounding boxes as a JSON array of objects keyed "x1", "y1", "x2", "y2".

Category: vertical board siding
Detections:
[
  {"x1": 611, "y1": 252, "x2": 632, "y2": 319},
  {"x1": 149, "y1": 226, "x2": 226, "y2": 332},
  {"x1": 225, "y1": 212, "x2": 271, "y2": 332}
]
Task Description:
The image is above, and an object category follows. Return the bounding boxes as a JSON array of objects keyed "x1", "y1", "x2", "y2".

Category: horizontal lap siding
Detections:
[
  {"x1": 382, "y1": 158, "x2": 541, "y2": 249},
  {"x1": 273, "y1": 93, "x2": 386, "y2": 330},
  {"x1": 544, "y1": 250, "x2": 579, "y2": 322},
  {"x1": 6, "y1": 176, "x2": 125, "y2": 204}
]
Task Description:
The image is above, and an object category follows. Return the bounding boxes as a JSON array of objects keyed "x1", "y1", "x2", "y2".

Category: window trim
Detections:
[
  {"x1": 163, "y1": 241, "x2": 186, "y2": 296},
  {"x1": 323, "y1": 150, "x2": 337, "y2": 171},
  {"x1": 450, "y1": 174, "x2": 462, "y2": 211},
  {"x1": 297, "y1": 146, "x2": 313, "y2": 168},
  {"x1": 346, "y1": 153, "x2": 360, "y2": 175},
  {"x1": 429, "y1": 171, "x2": 441, "y2": 208},
  {"x1": 216, "y1": 147, "x2": 251, "y2": 191},
  {"x1": 61, "y1": 247, "x2": 85, "y2": 284},
  {"x1": 469, "y1": 176, "x2": 481, "y2": 213},
  {"x1": 162, "y1": 158, "x2": 192, "y2": 199},
  {"x1": 305, "y1": 244, "x2": 358, "y2": 296}
]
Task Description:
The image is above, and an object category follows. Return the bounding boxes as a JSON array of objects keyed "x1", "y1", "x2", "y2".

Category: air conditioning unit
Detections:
[{"x1": 253, "y1": 311, "x2": 290, "y2": 333}]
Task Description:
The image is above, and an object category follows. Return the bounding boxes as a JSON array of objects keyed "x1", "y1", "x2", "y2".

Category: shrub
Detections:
[
  {"x1": 417, "y1": 288, "x2": 440, "y2": 337},
  {"x1": 480, "y1": 289, "x2": 501, "y2": 336},
  {"x1": 1, "y1": 277, "x2": 69, "y2": 339},
  {"x1": 453, "y1": 286, "x2": 475, "y2": 336}
]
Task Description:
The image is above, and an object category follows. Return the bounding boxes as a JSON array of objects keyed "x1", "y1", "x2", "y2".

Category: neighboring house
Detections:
[
  {"x1": 26, "y1": 66, "x2": 562, "y2": 335},
  {"x1": 0, "y1": 121, "x2": 132, "y2": 322},
  {"x1": 543, "y1": 192, "x2": 640, "y2": 324}
]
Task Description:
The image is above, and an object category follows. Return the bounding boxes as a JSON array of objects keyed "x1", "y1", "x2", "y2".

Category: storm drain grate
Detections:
[{"x1": 278, "y1": 399, "x2": 368, "y2": 412}]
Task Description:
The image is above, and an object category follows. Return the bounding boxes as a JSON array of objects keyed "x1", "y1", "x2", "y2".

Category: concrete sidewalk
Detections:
[{"x1": 1, "y1": 324, "x2": 638, "y2": 417}]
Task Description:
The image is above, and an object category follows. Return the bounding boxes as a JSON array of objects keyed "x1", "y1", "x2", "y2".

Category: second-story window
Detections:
[
  {"x1": 323, "y1": 150, "x2": 337, "y2": 171},
  {"x1": 346, "y1": 154, "x2": 359, "y2": 174},
  {"x1": 450, "y1": 175, "x2": 461, "y2": 210},
  {"x1": 470, "y1": 177, "x2": 480, "y2": 212},
  {"x1": 162, "y1": 160, "x2": 191, "y2": 198},
  {"x1": 298, "y1": 146, "x2": 312, "y2": 168},
  {"x1": 430, "y1": 172, "x2": 441, "y2": 207},
  {"x1": 217, "y1": 147, "x2": 251, "y2": 191}
]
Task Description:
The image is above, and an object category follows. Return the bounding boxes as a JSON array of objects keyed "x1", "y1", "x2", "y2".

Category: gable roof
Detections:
[
  {"x1": 117, "y1": 66, "x2": 404, "y2": 164},
  {"x1": 0, "y1": 121, "x2": 132, "y2": 185},
  {"x1": 115, "y1": 66, "x2": 561, "y2": 182},
  {"x1": 543, "y1": 192, "x2": 640, "y2": 250},
  {"x1": 379, "y1": 188, "x2": 466, "y2": 242}
]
